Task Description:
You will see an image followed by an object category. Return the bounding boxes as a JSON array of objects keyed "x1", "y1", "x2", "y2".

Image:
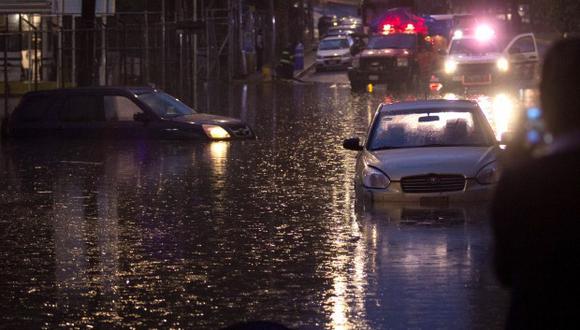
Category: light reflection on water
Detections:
[{"x1": 0, "y1": 82, "x2": 508, "y2": 329}]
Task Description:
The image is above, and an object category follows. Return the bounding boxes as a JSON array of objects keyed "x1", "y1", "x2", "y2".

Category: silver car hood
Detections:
[{"x1": 363, "y1": 146, "x2": 498, "y2": 180}]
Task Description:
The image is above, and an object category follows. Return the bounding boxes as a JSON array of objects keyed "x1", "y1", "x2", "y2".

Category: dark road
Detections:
[{"x1": 0, "y1": 80, "x2": 509, "y2": 329}]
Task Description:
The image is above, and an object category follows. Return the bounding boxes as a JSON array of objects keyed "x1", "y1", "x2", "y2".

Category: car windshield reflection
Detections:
[
  {"x1": 368, "y1": 109, "x2": 496, "y2": 150},
  {"x1": 137, "y1": 92, "x2": 196, "y2": 118}
]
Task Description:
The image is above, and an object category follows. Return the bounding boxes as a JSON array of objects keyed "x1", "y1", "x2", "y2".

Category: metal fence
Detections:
[{"x1": 1, "y1": 6, "x2": 278, "y2": 115}]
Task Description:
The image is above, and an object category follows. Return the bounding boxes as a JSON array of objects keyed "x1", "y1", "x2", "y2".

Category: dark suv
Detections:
[
  {"x1": 348, "y1": 33, "x2": 434, "y2": 92},
  {"x1": 4, "y1": 87, "x2": 255, "y2": 140}
]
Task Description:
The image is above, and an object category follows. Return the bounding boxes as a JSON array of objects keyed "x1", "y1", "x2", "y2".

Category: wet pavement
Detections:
[{"x1": 0, "y1": 79, "x2": 510, "y2": 329}]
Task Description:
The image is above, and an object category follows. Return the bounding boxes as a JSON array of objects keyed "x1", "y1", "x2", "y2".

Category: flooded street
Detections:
[{"x1": 0, "y1": 80, "x2": 509, "y2": 329}]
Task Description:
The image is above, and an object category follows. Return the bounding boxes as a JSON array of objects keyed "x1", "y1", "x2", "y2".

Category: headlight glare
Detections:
[
  {"x1": 444, "y1": 59, "x2": 457, "y2": 74},
  {"x1": 362, "y1": 166, "x2": 390, "y2": 189},
  {"x1": 397, "y1": 57, "x2": 409, "y2": 67},
  {"x1": 202, "y1": 124, "x2": 230, "y2": 139},
  {"x1": 476, "y1": 162, "x2": 500, "y2": 185},
  {"x1": 497, "y1": 57, "x2": 509, "y2": 72}
]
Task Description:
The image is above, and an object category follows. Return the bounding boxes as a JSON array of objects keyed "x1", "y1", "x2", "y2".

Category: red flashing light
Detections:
[{"x1": 382, "y1": 24, "x2": 393, "y2": 35}]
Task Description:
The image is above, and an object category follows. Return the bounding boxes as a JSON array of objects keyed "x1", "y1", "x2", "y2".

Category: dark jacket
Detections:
[{"x1": 492, "y1": 146, "x2": 580, "y2": 329}]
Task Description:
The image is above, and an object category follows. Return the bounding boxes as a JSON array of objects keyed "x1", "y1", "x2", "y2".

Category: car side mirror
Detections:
[
  {"x1": 134, "y1": 112, "x2": 153, "y2": 122},
  {"x1": 343, "y1": 137, "x2": 363, "y2": 151}
]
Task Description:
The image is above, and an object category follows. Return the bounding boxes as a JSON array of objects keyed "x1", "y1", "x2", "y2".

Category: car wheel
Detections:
[{"x1": 351, "y1": 81, "x2": 366, "y2": 93}]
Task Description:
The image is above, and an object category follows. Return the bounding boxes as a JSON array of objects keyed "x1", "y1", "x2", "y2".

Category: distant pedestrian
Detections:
[
  {"x1": 492, "y1": 38, "x2": 580, "y2": 329},
  {"x1": 276, "y1": 43, "x2": 295, "y2": 80}
]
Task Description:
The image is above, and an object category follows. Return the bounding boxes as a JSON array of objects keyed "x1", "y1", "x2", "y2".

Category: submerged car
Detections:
[
  {"x1": 343, "y1": 99, "x2": 500, "y2": 203},
  {"x1": 5, "y1": 87, "x2": 255, "y2": 140}
]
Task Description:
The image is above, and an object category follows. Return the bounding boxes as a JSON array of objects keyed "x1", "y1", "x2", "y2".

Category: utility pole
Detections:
[{"x1": 78, "y1": 0, "x2": 96, "y2": 86}]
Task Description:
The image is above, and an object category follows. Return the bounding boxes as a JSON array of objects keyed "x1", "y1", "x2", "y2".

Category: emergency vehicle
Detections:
[
  {"x1": 348, "y1": 8, "x2": 437, "y2": 92},
  {"x1": 435, "y1": 24, "x2": 540, "y2": 92}
]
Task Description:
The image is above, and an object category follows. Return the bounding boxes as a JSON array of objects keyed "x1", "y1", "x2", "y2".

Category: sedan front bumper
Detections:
[
  {"x1": 357, "y1": 179, "x2": 495, "y2": 203},
  {"x1": 316, "y1": 57, "x2": 352, "y2": 69}
]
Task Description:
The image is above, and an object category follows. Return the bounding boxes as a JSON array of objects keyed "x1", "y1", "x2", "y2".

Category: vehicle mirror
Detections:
[
  {"x1": 418, "y1": 115, "x2": 440, "y2": 122},
  {"x1": 343, "y1": 137, "x2": 363, "y2": 151}
]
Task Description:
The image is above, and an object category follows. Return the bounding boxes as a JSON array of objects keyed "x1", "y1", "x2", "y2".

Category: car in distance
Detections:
[
  {"x1": 439, "y1": 28, "x2": 539, "y2": 91},
  {"x1": 343, "y1": 99, "x2": 500, "y2": 203},
  {"x1": 5, "y1": 87, "x2": 255, "y2": 141},
  {"x1": 348, "y1": 32, "x2": 435, "y2": 92},
  {"x1": 316, "y1": 36, "x2": 354, "y2": 71}
]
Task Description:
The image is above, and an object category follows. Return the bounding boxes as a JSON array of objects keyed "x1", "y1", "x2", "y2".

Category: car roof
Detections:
[
  {"x1": 21, "y1": 86, "x2": 157, "y2": 98},
  {"x1": 379, "y1": 99, "x2": 479, "y2": 113}
]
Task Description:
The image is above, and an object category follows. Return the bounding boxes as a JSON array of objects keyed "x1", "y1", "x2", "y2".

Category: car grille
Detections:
[
  {"x1": 457, "y1": 63, "x2": 495, "y2": 75},
  {"x1": 401, "y1": 174, "x2": 466, "y2": 193},
  {"x1": 360, "y1": 57, "x2": 395, "y2": 71}
]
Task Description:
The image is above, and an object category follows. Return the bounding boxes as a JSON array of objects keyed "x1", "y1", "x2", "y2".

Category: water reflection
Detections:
[
  {"x1": 356, "y1": 203, "x2": 508, "y2": 329},
  {"x1": 0, "y1": 82, "x2": 509, "y2": 329}
]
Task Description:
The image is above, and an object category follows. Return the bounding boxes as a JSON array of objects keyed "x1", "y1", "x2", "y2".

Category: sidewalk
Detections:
[{"x1": 295, "y1": 49, "x2": 317, "y2": 79}]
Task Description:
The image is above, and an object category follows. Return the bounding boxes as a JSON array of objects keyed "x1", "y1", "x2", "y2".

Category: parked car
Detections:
[
  {"x1": 4, "y1": 87, "x2": 255, "y2": 140},
  {"x1": 343, "y1": 99, "x2": 500, "y2": 203},
  {"x1": 438, "y1": 30, "x2": 539, "y2": 91},
  {"x1": 316, "y1": 36, "x2": 354, "y2": 71}
]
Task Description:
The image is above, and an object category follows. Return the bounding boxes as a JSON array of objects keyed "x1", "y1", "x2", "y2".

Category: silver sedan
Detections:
[{"x1": 344, "y1": 99, "x2": 501, "y2": 204}]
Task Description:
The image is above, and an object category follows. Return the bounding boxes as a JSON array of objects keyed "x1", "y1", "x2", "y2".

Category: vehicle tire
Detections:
[
  {"x1": 389, "y1": 81, "x2": 403, "y2": 92},
  {"x1": 351, "y1": 81, "x2": 366, "y2": 93}
]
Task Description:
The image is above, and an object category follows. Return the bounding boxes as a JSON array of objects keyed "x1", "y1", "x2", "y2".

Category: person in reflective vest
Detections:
[{"x1": 277, "y1": 43, "x2": 295, "y2": 79}]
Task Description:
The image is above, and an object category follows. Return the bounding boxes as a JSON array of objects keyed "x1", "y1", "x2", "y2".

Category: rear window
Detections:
[
  {"x1": 13, "y1": 95, "x2": 54, "y2": 122},
  {"x1": 58, "y1": 95, "x2": 103, "y2": 122}
]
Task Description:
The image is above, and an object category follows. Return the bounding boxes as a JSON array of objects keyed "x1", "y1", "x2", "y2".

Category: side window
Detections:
[
  {"x1": 510, "y1": 36, "x2": 535, "y2": 54},
  {"x1": 14, "y1": 95, "x2": 52, "y2": 122},
  {"x1": 59, "y1": 95, "x2": 103, "y2": 122},
  {"x1": 104, "y1": 96, "x2": 143, "y2": 121}
]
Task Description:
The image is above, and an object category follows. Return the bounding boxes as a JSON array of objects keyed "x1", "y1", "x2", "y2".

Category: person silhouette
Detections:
[{"x1": 492, "y1": 38, "x2": 580, "y2": 329}]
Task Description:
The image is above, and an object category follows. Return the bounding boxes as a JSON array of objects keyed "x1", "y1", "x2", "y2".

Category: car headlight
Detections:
[
  {"x1": 362, "y1": 166, "x2": 390, "y2": 189},
  {"x1": 202, "y1": 124, "x2": 230, "y2": 139},
  {"x1": 476, "y1": 162, "x2": 500, "y2": 185},
  {"x1": 444, "y1": 59, "x2": 457, "y2": 74},
  {"x1": 397, "y1": 57, "x2": 409, "y2": 67},
  {"x1": 496, "y1": 57, "x2": 509, "y2": 72}
]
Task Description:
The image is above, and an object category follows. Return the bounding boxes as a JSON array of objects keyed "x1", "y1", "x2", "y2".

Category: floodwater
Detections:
[{"x1": 0, "y1": 81, "x2": 508, "y2": 329}]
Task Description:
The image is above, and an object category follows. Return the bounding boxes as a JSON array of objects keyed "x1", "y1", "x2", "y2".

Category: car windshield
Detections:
[
  {"x1": 367, "y1": 34, "x2": 416, "y2": 49},
  {"x1": 137, "y1": 92, "x2": 196, "y2": 118},
  {"x1": 450, "y1": 38, "x2": 500, "y2": 55},
  {"x1": 368, "y1": 109, "x2": 495, "y2": 150},
  {"x1": 319, "y1": 39, "x2": 349, "y2": 50}
]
